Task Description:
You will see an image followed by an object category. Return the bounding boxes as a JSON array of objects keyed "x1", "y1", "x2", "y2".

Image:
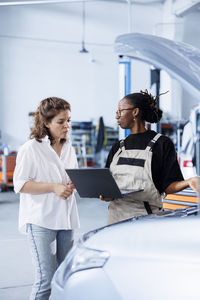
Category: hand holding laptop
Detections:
[
  {"x1": 99, "y1": 195, "x2": 115, "y2": 202},
  {"x1": 67, "y1": 179, "x2": 74, "y2": 190}
]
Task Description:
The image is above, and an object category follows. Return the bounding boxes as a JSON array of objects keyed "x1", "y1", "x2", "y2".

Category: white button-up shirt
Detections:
[{"x1": 13, "y1": 136, "x2": 80, "y2": 234}]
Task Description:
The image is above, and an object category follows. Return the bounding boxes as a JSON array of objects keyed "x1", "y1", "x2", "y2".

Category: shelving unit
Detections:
[
  {"x1": 97, "y1": 126, "x2": 119, "y2": 167},
  {"x1": 104, "y1": 126, "x2": 119, "y2": 152},
  {"x1": 71, "y1": 122, "x2": 119, "y2": 167},
  {"x1": 163, "y1": 188, "x2": 197, "y2": 210},
  {"x1": 0, "y1": 154, "x2": 16, "y2": 191},
  {"x1": 71, "y1": 121, "x2": 96, "y2": 167}
]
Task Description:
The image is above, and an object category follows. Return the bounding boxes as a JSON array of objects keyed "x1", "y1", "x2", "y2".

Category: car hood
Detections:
[
  {"x1": 82, "y1": 207, "x2": 199, "y2": 254},
  {"x1": 115, "y1": 33, "x2": 200, "y2": 99},
  {"x1": 83, "y1": 212, "x2": 200, "y2": 258}
]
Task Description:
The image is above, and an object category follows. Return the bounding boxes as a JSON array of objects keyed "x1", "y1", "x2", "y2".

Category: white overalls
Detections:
[{"x1": 108, "y1": 133, "x2": 163, "y2": 225}]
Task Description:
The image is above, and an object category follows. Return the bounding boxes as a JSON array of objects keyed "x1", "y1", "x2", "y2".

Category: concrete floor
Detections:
[{"x1": 0, "y1": 191, "x2": 109, "y2": 300}]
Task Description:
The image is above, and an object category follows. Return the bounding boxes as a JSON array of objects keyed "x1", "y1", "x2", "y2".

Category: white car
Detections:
[{"x1": 50, "y1": 207, "x2": 199, "y2": 300}]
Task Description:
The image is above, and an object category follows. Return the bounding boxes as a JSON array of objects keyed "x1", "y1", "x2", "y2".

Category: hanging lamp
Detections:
[{"x1": 80, "y1": 1, "x2": 89, "y2": 53}]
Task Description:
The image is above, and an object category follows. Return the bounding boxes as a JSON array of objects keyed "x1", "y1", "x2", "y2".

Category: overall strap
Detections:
[
  {"x1": 115, "y1": 139, "x2": 125, "y2": 157},
  {"x1": 146, "y1": 133, "x2": 162, "y2": 152},
  {"x1": 119, "y1": 139, "x2": 125, "y2": 149},
  {"x1": 143, "y1": 201, "x2": 152, "y2": 214}
]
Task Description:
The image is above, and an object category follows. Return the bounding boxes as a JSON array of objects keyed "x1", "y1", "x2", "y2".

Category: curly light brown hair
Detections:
[{"x1": 30, "y1": 97, "x2": 71, "y2": 144}]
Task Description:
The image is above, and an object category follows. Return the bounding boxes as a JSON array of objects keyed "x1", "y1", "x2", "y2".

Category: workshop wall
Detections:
[{"x1": 0, "y1": 2, "x2": 162, "y2": 150}]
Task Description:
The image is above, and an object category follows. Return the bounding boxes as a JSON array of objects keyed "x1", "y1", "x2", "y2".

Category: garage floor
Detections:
[{"x1": 0, "y1": 191, "x2": 109, "y2": 300}]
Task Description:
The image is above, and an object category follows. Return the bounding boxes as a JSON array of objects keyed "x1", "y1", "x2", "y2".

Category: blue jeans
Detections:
[{"x1": 27, "y1": 224, "x2": 74, "y2": 300}]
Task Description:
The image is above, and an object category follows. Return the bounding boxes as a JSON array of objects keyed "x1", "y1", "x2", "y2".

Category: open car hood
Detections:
[{"x1": 115, "y1": 33, "x2": 200, "y2": 99}]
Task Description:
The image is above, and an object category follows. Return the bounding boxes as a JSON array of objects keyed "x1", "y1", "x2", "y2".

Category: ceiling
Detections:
[{"x1": 1, "y1": 0, "x2": 199, "y2": 17}]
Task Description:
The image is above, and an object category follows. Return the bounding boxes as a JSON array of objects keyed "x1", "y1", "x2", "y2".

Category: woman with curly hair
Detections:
[
  {"x1": 100, "y1": 90, "x2": 198, "y2": 225},
  {"x1": 13, "y1": 97, "x2": 79, "y2": 300}
]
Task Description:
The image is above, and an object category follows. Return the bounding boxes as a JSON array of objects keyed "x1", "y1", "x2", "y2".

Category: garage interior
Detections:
[{"x1": 0, "y1": 0, "x2": 200, "y2": 299}]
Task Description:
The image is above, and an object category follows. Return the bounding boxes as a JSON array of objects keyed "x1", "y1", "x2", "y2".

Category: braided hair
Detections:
[{"x1": 125, "y1": 89, "x2": 168, "y2": 123}]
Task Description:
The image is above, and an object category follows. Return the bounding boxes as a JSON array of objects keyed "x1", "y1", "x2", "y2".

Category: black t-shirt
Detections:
[{"x1": 105, "y1": 130, "x2": 184, "y2": 194}]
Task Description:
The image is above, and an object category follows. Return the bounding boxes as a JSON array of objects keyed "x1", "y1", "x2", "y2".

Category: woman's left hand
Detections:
[{"x1": 53, "y1": 183, "x2": 74, "y2": 200}]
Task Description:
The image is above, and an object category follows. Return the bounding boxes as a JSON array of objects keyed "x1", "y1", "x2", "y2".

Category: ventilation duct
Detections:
[{"x1": 173, "y1": 0, "x2": 200, "y2": 16}]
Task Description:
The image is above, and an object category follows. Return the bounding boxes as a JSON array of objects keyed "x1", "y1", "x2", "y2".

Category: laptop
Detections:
[{"x1": 65, "y1": 168, "x2": 143, "y2": 199}]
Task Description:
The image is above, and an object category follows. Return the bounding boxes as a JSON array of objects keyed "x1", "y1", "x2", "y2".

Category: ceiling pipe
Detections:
[
  {"x1": 0, "y1": 0, "x2": 94, "y2": 6},
  {"x1": 0, "y1": 0, "x2": 168, "y2": 6}
]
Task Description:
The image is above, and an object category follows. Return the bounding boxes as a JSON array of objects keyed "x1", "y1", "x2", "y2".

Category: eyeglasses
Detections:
[{"x1": 115, "y1": 108, "x2": 134, "y2": 117}]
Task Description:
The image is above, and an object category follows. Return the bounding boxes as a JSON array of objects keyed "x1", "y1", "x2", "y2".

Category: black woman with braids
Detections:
[{"x1": 100, "y1": 90, "x2": 199, "y2": 224}]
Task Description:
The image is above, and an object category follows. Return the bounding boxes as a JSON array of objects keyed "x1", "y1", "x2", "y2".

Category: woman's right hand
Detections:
[
  {"x1": 99, "y1": 195, "x2": 114, "y2": 202},
  {"x1": 53, "y1": 183, "x2": 74, "y2": 200}
]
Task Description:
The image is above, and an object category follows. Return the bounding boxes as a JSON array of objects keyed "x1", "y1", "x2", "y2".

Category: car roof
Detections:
[{"x1": 115, "y1": 33, "x2": 200, "y2": 100}]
